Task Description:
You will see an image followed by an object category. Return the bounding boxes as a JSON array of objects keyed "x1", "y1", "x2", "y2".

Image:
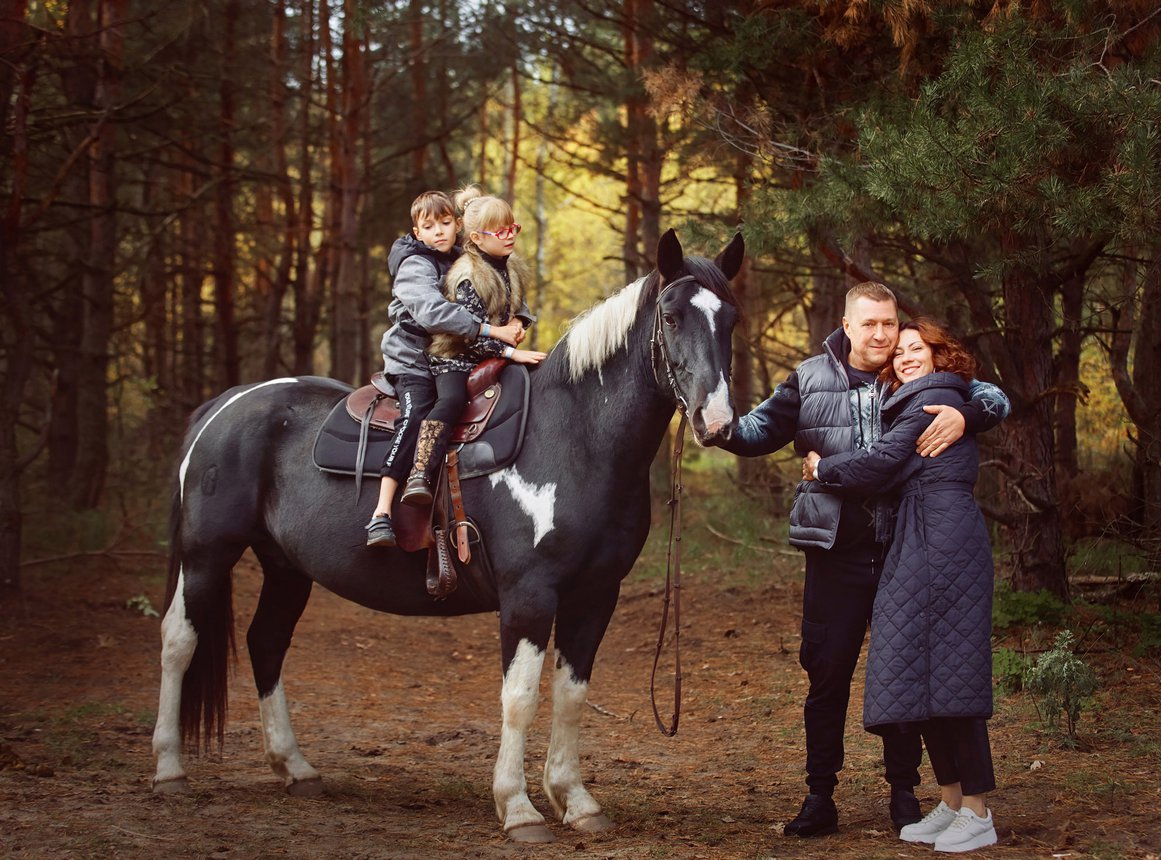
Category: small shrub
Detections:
[
  {"x1": 125, "y1": 594, "x2": 159, "y2": 618},
  {"x1": 992, "y1": 646, "x2": 1029, "y2": 694},
  {"x1": 992, "y1": 581, "x2": 1067, "y2": 630},
  {"x1": 1026, "y1": 630, "x2": 1098, "y2": 741}
]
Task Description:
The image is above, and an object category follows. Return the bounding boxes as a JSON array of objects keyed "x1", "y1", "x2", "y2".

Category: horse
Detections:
[{"x1": 151, "y1": 229, "x2": 744, "y2": 842}]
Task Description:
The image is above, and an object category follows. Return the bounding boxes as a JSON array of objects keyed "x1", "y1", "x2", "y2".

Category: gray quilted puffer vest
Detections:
[{"x1": 788, "y1": 328, "x2": 883, "y2": 549}]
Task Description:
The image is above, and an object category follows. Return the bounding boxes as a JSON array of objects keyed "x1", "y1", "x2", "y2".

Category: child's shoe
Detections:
[{"x1": 365, "y1": 514, "x2": 397, "y2": 547}]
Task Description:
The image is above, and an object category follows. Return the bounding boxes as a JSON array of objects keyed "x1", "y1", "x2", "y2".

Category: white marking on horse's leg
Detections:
[
  {"x1": 700, "y1": 373, "x2": 734, "y2": 436},
  {"x1": 179, "y1": 378, "x2": 298, "y2": 502},
  {"x1": 493, "y1": 639, "x2": 548, "y2": 832},
  {"x1": 258, "y1": 680, "x2": 321, "y2": 790},
  {"x1": 691, "y1": 287, "x2": 723, "y2": 336},
  {"x1": 488, "y1": 468, "x2": 556, "y2": 547},
  {"x1": 152, "y1": 570, "x2": 197, "y2": 788},
  {"x1": 543, "y1": 657, "x2": 603, "y2": 826}
]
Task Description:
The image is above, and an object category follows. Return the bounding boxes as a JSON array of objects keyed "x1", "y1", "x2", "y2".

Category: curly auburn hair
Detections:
[{"x1": 879, "y1": 318, "x2": 978, "y2": 390}]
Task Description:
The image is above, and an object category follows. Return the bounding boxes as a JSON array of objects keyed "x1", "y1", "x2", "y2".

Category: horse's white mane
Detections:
[{"x1": 562, "y1": 277, "x2": 648, "y2": 383}]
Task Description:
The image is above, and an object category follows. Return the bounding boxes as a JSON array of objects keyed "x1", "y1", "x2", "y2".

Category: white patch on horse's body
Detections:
[
  {"x1": 179, "y1": 378, "x2": 298, "y2": 501},
  {"x1": 691, "y1": 287, "x2": 723, "y2": 335},
  {"x1": 489, "y1": 468, "x2": 556, "y2": 547},
  {"x1": 543, "y1": 657, "x2": 603, "y2": 825},
  {"x1": 563, "y1": 277, "x2": 647, "y2": 382},
  {"x1": 258, "y1": 681, "x2": 321, "y2": 787},
  {"x1": 152, "y1": 569, "x2": 198, "y2": 786},
  {"x1": 493, "y1": 639, "x2": 548, "y2": 831}
]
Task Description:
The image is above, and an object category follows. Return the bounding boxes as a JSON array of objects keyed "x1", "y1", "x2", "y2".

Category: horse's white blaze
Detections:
[
  {"x1": 564, "y1": 277, "x2": 647, "y2": 382},
  {"x1": 179, "y1": 377, "x2": 298, "y2": 501},
  {"x1": 489, "y1": 467, "x2": 556, "y2": 547},
  {"x1": 494, "y1": 639, "x2": 547, "y2": 830},
  {"x1": 258, "y1": 681, "x2": 321, "y2": 786},
  {"x1": 543, "y1": 658, "x2": 602, "y2": 824},
  {"x1": 152, "y1": 569, "x2": 198, "y2": 785},
  {"x1": 700, "y1": 373, "x2": 734, "y2": 435},
  {"x1": 690, "y1": 287, "x2": 722, "y2": 336}
]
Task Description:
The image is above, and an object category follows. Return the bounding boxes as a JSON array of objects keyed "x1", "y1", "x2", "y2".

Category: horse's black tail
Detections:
[{"x1": 165, "y1": 396, "x2": 236, "y2": 755}]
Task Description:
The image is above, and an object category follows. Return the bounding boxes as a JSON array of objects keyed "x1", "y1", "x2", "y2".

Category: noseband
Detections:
[{"x1": 649, "y1": 274, "x2": 702, "y2": 415}]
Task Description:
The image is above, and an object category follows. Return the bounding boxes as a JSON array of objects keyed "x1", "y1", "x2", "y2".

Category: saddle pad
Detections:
[{"x1": 312, "y1": 363, "x2": 530, "y2": 481}]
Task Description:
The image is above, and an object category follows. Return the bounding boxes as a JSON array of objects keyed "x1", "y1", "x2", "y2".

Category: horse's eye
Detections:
[{"x1": 662, "y1": 313, "x2": 677, "y2": 328}]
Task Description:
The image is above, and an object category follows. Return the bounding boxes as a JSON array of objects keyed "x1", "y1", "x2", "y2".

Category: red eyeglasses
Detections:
[{"x1": 479, "y1": 223, "x2": 521, "y2": 240}]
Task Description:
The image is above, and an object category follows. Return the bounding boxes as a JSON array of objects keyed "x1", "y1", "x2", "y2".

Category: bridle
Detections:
[
  {"x1": 646, "y1": 272, "x2": 701, "y2": 738},
  {"x1": 649, "y1": 273, "x2": 701, "y2": 416}
]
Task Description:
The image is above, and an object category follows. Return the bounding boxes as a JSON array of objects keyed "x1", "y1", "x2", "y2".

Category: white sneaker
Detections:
[
  {"x1": 899, "y1": 801, "x2": 957, "y2": 843},
  {"x1": 934, "y1": 807, "x2": 998, "y2": 853}
]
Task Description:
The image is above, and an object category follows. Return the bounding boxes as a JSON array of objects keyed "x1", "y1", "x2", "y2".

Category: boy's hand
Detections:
[
  {"x1": 510, "y1": 348, "x2": 547, "y2": 365},
  {"x1": 489, "y1": 321, "x2": 524, "y2": 347}
]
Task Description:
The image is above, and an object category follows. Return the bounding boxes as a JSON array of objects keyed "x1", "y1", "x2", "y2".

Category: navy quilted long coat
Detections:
[{"x1": 815, "y1": 371, "x2": 994, "y2": 734}]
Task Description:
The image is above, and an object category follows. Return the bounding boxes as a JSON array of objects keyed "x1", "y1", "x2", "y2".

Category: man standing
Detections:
[{"x1": 719, "y1": 282, "x2": 1009, "y2": 837}]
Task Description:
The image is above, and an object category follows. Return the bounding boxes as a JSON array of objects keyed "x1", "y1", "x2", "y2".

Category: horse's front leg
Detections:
[
  {"x1": 543, "y1": 583, "x2": 619, "y2": 833},
  {"x1": 494, "y1": 607, "x2": 555, "y2": 842}
]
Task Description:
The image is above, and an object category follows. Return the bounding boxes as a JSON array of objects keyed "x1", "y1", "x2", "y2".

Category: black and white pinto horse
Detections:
[{"x1": 152, "y1": 230, "x2": 743, "y2": 842}]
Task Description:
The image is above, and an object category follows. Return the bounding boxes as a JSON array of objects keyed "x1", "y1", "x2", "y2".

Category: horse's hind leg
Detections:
[
  {"x1": 543, "y1": 584, "x2": 619, "y2": 833},
  {"x1": 152, "y1": 567, "x2": 198, "y2": 792},
  {"x1": 247, "y1": 548, "x2": 322, "y2": 796}
]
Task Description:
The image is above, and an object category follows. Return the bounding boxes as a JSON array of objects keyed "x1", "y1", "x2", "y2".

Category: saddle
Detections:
[{"x1": 312, "y1": 358, "x2": 530, "y2": 599}]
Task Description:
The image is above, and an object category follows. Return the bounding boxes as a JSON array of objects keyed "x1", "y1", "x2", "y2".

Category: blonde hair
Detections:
[
  {"x1": 455, "y1": 185, "x2": 514, "y2": 250},
  {"x1": 844, "y1": 281, "x2": 897, "y2": 316},
  {"x1": 410, "y1": 190, "x2": 456, "y2": 226}
]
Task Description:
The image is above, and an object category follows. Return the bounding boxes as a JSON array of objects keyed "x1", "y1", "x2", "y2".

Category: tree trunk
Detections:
[
  {"x1": 807, "y1": 242, "x2": 846, "y2": 353},
  {"x1": 292, "y1": 0, "x2": 318, "y2": 375},
  {"x1": 331, "y1": 1, "x2": 365, "y2": 384},
  {"x1": 409, "y1": 0, "x2": 427, "y2": 182},
  {"x1": 71, "y1": 0, "x2": 125, "y2": 508},
  {"x1": 505, "y1": 60, "x2": 520, "y2": 202},
  {"x1": 1054, "y1": 269, "x2": 1084, "y2": 478},
  {"x1": 996, "y1": 235, "x2": 1068, "y2": 598},
  {"x1": 213, "y1": 0, "x2": 240, "y2": 392}
]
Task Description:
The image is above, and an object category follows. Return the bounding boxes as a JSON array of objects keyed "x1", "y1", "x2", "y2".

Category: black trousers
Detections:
[
  {"x1": 380, "y1": 372, "x2": 437, "y2": 481},
  {"x1": 920, "y1": 717, "x2": 996, "y2": 797},
  {"x1": 427, "y1": 370, "x2": 469, "y2": 424},
  {"x1": 799, "y1": 545, "x2": 922, "y2": 795}
]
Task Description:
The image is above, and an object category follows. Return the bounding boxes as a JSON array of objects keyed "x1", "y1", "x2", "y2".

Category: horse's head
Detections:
[{"x1": 651, "y1": 229, "x2": 745, "y2": 446}]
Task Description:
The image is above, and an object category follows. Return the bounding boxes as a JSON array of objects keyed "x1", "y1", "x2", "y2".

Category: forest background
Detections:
[{"x1": 2, "y1": 0, "x2": 1160, "y2": 608}]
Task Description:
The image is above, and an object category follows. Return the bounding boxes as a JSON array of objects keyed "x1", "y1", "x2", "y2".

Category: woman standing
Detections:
[{"x1": 803, "y1": 319, "x2": 998, "y2": 853}]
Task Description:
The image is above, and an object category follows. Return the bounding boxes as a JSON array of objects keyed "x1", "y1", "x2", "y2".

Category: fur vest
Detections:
[{"x1": 429, "y1": 251, "x2": 530, "y2": 358}]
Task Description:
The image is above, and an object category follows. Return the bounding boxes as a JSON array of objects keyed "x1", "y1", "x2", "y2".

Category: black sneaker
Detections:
[
  {"x1": 365, "y1": 514, "x2": 396, "y2": 548},
  {"x1": 890, "y1": 786, "x2": 922, "y2": 832},
  {"x1": 783, "y1": 793, "x2": 838, "y2": 837}
]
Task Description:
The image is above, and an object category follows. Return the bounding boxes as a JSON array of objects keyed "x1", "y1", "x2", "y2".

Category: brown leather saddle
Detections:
[{"x1": 345, "y1": 360, "x2": 505, "y2": 444}]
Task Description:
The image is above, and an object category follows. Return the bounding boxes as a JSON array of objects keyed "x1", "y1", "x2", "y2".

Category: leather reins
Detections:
[{"x1": 648, "y1": 273, "x2": 700, "y2": 737}]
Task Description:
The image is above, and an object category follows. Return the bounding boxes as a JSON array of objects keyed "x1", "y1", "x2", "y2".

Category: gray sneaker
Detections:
[
  {"x1": 900, "y1": 801, "x2": 958, "y2": 843},
  {"x1": 934, "y1": 807, "x2": 997, "y2": 853}
]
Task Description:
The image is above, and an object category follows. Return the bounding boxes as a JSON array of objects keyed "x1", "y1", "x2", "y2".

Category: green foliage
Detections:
[
  {"x1": 125, "y1": 594, "x2": 159, "y2": 618},
  {"x1": 1026, "y1": 630, "x2": 1099, "y2": 740},
  {"x1": 992, "y1": 645, "x2": 1030, "y2": 695},
  {"x1": 992, "y1": 581, "x2": 1068, "y2": 630}
]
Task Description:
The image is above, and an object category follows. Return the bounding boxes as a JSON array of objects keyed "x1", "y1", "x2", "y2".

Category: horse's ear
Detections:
[
  {"x1": 715, "y1": 232, "x2": 745, "y2": 282},
  {"x1": 657, "y1": 228, "x2": 684, "y2": 281}
]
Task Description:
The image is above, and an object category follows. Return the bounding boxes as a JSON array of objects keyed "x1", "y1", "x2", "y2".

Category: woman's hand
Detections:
[
  {"x1": 509, "y1": 348, "x2": 547, "y2": 365},
  {"x1": 802, "y1": 451, "x2": 821, "y2": 482},
  {"x1": 487, "y1": 321, "x2": 524, "y2": 347}
]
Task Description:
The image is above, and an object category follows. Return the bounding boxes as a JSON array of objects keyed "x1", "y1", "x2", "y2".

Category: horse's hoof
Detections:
[
  {"x1": 152, "y1": 776, "x2": 190, "y2": 795},
  {"x1": 506, "y1": 822, "x2": 555, "y2": 843},
  {"x1": 286, "y1": 776, "x2": 324, "y2": 797},
  {"x1": 570, "y1": 812, "x2": 613, "y2": 833}
]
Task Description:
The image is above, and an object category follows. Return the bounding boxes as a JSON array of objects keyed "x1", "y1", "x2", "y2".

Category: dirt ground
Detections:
[{"x1": 2, "y1": 548, "x2": 1160, "y2": 860}]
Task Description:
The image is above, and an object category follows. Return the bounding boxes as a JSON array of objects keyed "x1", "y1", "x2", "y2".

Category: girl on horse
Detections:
[
  {"x1": 399, "y1": 186, "x2": 547, "y2": 507},
  {"x1": 366, "y1": 190, "x2": 526, "y2": 547}
]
